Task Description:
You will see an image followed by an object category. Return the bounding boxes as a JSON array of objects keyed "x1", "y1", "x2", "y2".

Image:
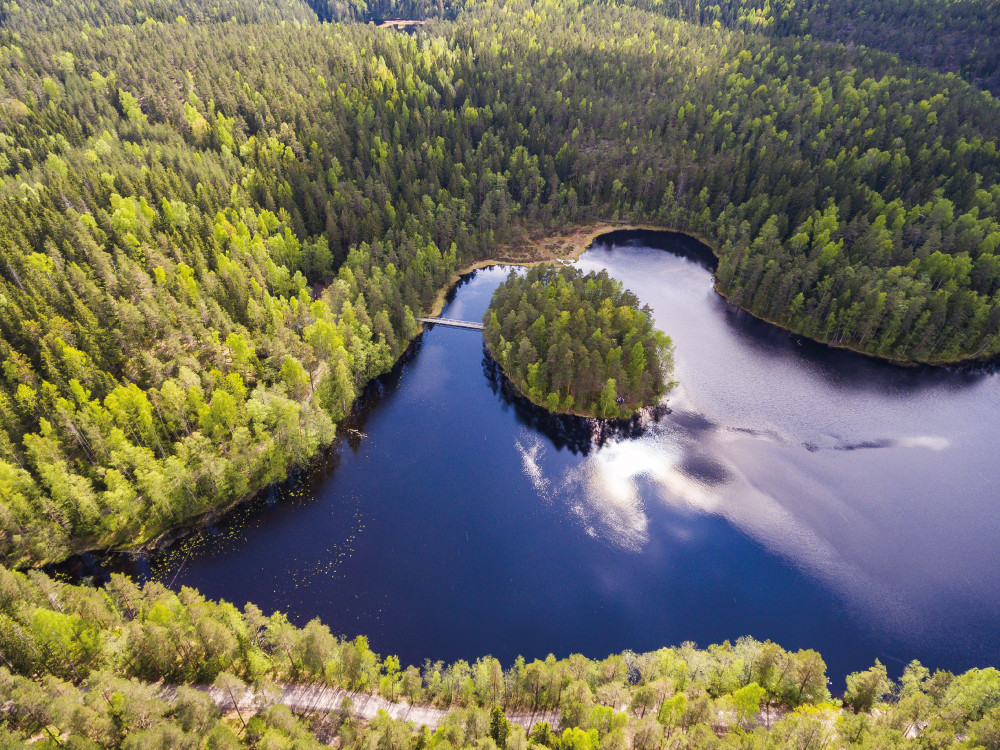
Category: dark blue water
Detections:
[{"x1": 81, "y1": 231, "x2": 1000, "y2": 687}]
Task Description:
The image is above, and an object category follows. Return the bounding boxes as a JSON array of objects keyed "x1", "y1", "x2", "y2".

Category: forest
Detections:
[
  {"x1": 483, "y1": 267, "x2": 673, "y2": 418},
  {"x1": 3, "y1": 565, "x2": 1000, "y2": 749},
  {"x1": 7, "y1": 0, "x2": 996, "y2": 92},
  {"x1": 585, "y1": 0, "x2": 1000, "y2": 96},
  {"x1": 0, "y1": 0, "x2": 998, "y2": 579}
]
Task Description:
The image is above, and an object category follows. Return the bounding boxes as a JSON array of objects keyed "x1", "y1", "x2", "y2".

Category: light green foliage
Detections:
[
  {"x1": 942, "y1": 667, "x2": 1000, "y2": 722},
  {"x1": 0, "y1": 568, "x2": 990, "y2": 748},
  {"x1": 844, "y1": 660, "x2": 893, "y2": 713},
  {"x1": 731, "y1": 682, "x2": 766, "y2": 725},
  {"x1": 0, "y1": 0, "x2": 998, "y2": 563},
  {"x1": 278, "y1": 356, "x2": 310, "y2": 400}
]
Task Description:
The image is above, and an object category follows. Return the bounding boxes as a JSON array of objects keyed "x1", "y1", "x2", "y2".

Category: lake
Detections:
[{"x1": 77, "y1": 230, "x2": 1000, "y2": 687}]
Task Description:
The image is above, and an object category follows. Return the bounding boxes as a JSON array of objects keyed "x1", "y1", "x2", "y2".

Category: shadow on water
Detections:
[
  {"x1": 43, "y1": 228, "x2": 1000, "y2": 686},
  {"x1": 50, "y1": 332, "x2": 431, "y2": 587},
  {"x1": 339, "y1": 332, "x2": 426, "y2": 450},
  {"x1": 715, "y1": 299, "x2": 991, "y2": 394},
  {"x1": 50, "y1": 450, "x2": 347, "y2": 588},
  {"x1": 599, "y1": 228, "x2": 990, "y2": 394},
  {"x1": 442, "y1": 266, "x2": 482, "y2": 306},
  {"x1": 723, "y1": 295, "x2": 984, "y2": 385},
  {"x1": 592, "y1": 229, "x2": 720, "y2": 272},
  {"x1": 480, "y1": 344, "x2": 669, "y2": 455}
]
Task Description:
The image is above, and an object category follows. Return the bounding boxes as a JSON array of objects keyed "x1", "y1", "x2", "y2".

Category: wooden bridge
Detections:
[{"x1": 417, "y1": 317, "x2": 484, "y2": 330}]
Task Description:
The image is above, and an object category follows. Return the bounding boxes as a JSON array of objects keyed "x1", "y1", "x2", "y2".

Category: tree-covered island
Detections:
[{"x1": 483, "y1": 267, "x2": 674, "y2": 418}]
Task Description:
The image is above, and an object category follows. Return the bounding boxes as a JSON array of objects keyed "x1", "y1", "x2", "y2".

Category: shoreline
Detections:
[
  {"x1": 426, "y1": 222, "x2": 666, "y2": 318},
  {"x1": 503, "y1": 383, "x2": 670, "y2": 423},
  {"x1": 710, "y1": 281, "x2": 989, "y2": 369},
  {"x1": 488, "y1": 367, "x2": 670, "y2": 422},
  {"x1": 445, "y1": 220, "x2": 993, "y2": 369},
  {"x1": 43, "y1": 444, "x2": 337, "y2": 570},
  {"x1": 35, "y1": 221, "x2": 993, "y2": 571}
]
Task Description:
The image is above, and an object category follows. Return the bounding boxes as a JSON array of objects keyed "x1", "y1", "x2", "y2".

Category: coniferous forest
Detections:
[
  {"x1": 484, "y1": 267, "x2": 674, "y2": 418},
  {"x1": 2, "y1": 0, "x2": 1000, "y2": 745},
  {"x1": 1, "y1": 0, "x2": 999, "y2": 565}
]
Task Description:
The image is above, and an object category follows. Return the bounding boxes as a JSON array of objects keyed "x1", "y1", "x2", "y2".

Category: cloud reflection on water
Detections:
[
  {"x1": 494, "y1": 239, "x2": 997, "y2": 668},
  {"x1": 517, "y1": 410, "x2": 946, "y2": 643}
]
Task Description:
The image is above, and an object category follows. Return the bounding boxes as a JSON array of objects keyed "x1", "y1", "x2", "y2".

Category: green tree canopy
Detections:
[{"x1": 483, "y1": 267, "x2": 674, "y2": 418}]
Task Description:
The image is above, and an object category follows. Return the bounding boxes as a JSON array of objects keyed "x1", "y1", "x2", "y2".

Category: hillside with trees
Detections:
[
  {"x1": 0, "y1": 0, "x2": 999, "y2": 565},
  {"x1": 484, "y1": 267, "x2": 674, "y2": 418},
  {"x1": 0, "y1": 0, "x2": 454, "y2": 29},
  {"x1": 583, "y1": 0, "x2": 1000, "y2": 95},
  {"x1": 3, "y1": 565, "x2": 1000, "y2": 749}
]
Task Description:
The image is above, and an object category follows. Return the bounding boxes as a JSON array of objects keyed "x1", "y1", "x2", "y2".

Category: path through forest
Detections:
[{"x1": 191, "y1": 683, "x2": 562, "y2": 730}]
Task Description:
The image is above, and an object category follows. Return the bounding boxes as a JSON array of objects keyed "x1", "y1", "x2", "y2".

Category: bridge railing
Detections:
[{"x1": 416, "y1": 317, "x2": 484, "y2": 330}]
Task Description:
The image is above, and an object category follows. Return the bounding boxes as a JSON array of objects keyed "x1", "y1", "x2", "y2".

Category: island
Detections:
[{"x1": 483, "y1": 266, "x2": 675, "y2": 418}]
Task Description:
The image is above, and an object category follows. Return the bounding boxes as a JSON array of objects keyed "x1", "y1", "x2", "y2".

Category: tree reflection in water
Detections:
[{"x1": 480, "y1": 344, "x2": 669, "y2": 456}]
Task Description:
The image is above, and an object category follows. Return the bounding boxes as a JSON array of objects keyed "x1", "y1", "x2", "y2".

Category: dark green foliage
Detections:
[
  {"x1": 0, "y1": 0, "x2": 320, "y2": 30},
  {"x1": 489, "y1": 706, "x2": 511, "y2": 748},
  {"x1": 1, "y1": 0, "x2": 1000, "y2": 564},
  {"x1": 484, "y1": 267, "x2": 673, "y2": 418},
  {"x1": 306, "y1": 0, "x2": 456, "y2": 23},
  {"x1": 583, "y1": 0, "x2": 1000, "y2": 95}
]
